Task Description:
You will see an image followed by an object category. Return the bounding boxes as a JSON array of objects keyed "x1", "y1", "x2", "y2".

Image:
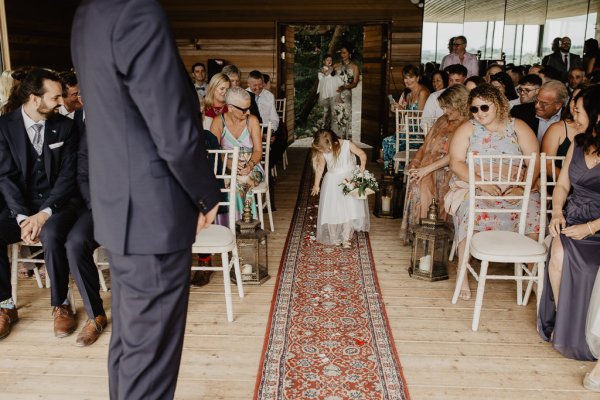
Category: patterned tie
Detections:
[{"x1": 31, "y1": 123, "x2": 43, "y2": 155}]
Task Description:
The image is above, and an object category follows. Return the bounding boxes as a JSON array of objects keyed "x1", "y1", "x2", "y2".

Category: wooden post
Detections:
[{"x1": 0, "y1": 0, "x2": 9, "y2": 70}]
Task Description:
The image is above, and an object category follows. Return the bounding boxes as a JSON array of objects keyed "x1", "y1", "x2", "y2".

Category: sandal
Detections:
[{"x1": 341, "y1": 241, "x2": 352, "y2": 249}]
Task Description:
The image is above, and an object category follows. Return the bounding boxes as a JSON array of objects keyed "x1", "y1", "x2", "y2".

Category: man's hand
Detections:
[
  {"x1": 196, "y1": 204, "x2": 219, "y2": 233},
  {"x1": 20, "y1": 211, "x2": 50, "y2": 244}
]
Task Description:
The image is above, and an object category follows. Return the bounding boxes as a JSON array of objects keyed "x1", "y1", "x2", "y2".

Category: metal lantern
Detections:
[
  {"x1": 408, "y1": 199, "x2": 450, "y2": 281},
  {"x1": 234, "y1": 218, "x2": 270, "y2": 285},
  {"x1": 374, "y1": 163, "x2": 404, "y2": 218}
]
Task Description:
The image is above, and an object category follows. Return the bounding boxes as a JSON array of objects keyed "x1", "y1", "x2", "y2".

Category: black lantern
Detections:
[
  {"x1": 233, "y1": 218, "x2": 270, "y2": 285},
  {"x1": 374, "y1": 163, "x2": 404, "y2": 218},
  {"x1": 408, "y1": 199, "x2": 450, "y2": 281}
]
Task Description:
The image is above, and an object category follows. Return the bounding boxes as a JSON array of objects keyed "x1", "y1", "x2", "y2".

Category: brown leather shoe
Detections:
[
  {"x1": 52, "y1": 305, "x2": 76, "y2": 338},
  {"x1": 75, "y1": 315, "x2": 107, "y2": 347},
  {"x1": 0, "y1": 307, "x2": 18, "y2": 340}
]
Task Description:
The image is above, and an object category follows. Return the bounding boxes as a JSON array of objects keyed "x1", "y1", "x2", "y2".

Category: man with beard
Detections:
[{"x1": 0, "y1": 68, "x2": 79, "y2": 340}]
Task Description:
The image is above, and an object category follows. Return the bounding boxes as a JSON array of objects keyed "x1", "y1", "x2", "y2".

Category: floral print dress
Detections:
[
  {"x1": 331, "y1": 63, "x2": 355, "y2": 140},
  {"x1": 381, "y1": 98, "x2": 419, "y2": 170},
  {"x1": 447, "y1": 119, "x2": 540, "y2": 243}
]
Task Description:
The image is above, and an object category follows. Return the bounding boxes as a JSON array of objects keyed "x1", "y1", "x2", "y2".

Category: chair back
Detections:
[
  {"x1": 395, "y1": 109, "x2": 425, "y2": 169},
  {"x1": 207, "y1": 147, "x2": 239, "y2": 233},
  {"x1": 260, "y1": 122, "x2": 272, "y2": 181},
  {"x1": 539, "y1": 153, "x2": 566, "y2": 242},
  {"x1": 275, "y1": 98, "x2": 286, "y2": 123},
  {"x1": 467, "y1": 152, "x2": 537, "y2": 237}
]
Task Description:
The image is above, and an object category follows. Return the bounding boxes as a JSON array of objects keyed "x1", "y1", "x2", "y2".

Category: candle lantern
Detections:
[
  {"x1": 374, "y1": 163, "x2": 404, "y2": 218},
  {"x1": 233, "y1": 217, "x2": 270, "y2": 285},
  {"x1": 408, "y1": 199, "x2": 450, "y2": 281}
]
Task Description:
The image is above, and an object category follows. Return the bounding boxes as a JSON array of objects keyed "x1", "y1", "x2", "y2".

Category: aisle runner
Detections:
[{"x1": 254, "y1": 157, "x2": 410, "y2": 400}]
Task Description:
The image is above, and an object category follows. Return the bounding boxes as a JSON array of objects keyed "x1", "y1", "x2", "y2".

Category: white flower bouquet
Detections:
[{"x1": 340, "y1": 167, "x2": 379, "y2": 199}]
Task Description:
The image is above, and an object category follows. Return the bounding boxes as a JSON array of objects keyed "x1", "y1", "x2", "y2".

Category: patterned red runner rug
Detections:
[{"x1": 254, "y1": 154, "x2": 410, "y2": 400}]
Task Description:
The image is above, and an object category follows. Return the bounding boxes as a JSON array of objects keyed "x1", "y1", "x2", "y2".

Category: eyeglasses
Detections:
[
  {"x1": 469, "y1": 104, "x2": 490, "y2": 113},
  {"x1": 534, "y1": 98, "x2": 561, "y2": 108},
  {"x1": 228, "y1": 103, "x2": 250, "y2": 113},
  {"x1": 517, "y1": 87, "x2": 539, "y2": 95}
]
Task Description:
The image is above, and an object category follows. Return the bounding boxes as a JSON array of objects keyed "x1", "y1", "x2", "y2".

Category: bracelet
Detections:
[{"x1": 587, "y1": 222, "x2": 595, "y2": 236}]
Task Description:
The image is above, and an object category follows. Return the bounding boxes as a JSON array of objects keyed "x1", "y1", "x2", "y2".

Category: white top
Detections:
[
  {"x1": 248, "y1": 88, "x2": 279, "y2": 131},
  {"x1": 422, "y1": 89, "x2": 445, "y2": 130}
]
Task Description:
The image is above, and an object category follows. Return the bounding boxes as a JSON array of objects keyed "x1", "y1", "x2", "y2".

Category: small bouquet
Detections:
[{"x1": 340, "y1": 167, "x2": 379, "y2": 199}]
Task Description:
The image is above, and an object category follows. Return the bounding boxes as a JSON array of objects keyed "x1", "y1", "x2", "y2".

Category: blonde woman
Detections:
[
  {"x1": 0, "y1": 70, "x2": 14, "y2": 113},
  {"x1": 202, "y1": 72, "x2": 230, "y2": 129},
  {"x1": 399, "y1": 84, "x2": 470, "y2": 243}
]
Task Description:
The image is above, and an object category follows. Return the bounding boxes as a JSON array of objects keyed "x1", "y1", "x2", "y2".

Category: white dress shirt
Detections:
[
  {"x1": 536, "y1": 109, "x2": 562, "y2": 143},
  {"x1": 248, "y1": 88, "x2": 279, "y2": 131},
  {"x1": 422, "y1": 89, "x2": 445, "y2": 130},
  {"x1": 441, "y1": 52, "x2": 479, "y2": 78},
  {"x1": 58, "y1": 105, "x2": 75, "y2": 119},
  {"x1": 18, "y1": 107, "x2": 52, "y2": 222}
]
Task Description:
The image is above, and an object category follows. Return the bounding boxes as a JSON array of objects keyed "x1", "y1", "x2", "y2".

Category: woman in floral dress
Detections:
[
  {"x1": 330, "y1": 45, "x2": 360, "y2": 140},
  {"x1": 446, "y1": 84, "x2": 540, "y2": 300},
  {"x1": 399, "y1": 85, "x2": 469, "y2": 244}
]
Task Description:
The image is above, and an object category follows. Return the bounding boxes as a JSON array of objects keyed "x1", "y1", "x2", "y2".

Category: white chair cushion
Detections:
[
  {"x1": 392, "y1": 152, "x2": 403, "y2": 161},
  {"x1": 252, "y1": 180, "x2": 268, "y2": 193},
  {"x1": 470, "y1": 231, "x2": 547, "y2": 257},
  {"x1": 192, "y1": 225, "x2": 235, "y2": 249}
]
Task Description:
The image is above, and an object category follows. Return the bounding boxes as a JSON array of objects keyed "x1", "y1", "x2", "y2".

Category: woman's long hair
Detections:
[
  {"x1": 574, "y1": 85, "x2": 600, "y2": 156},
  {"x1": 203, "y1": 73, "x2": 230, "y2": 109},
  {"x1": 311, "y1": 129, "x2": 341, "y2": 171}
]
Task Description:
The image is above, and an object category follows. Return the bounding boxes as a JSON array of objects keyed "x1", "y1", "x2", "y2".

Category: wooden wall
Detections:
[{"x1": 4, "y1": 0, "x2": 78, "y2": 71}]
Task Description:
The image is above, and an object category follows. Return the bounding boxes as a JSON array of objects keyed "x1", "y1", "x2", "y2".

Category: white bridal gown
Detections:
[{"x1": 316, "y1": 139, "x2": 369, "y2": 245}]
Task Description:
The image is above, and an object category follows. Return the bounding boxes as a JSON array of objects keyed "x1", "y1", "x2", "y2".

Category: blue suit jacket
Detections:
[
  {"x1": 0, "y1": 109, "x2": 77, "y2": 216},
  {"x1": 71, "y1": 0, "x2": 221, "y2": 255}
]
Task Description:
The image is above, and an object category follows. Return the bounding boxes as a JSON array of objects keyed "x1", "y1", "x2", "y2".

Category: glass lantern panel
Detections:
[
  {"x1": 258, "y1": 236, "x2": 268, "y2": 269},
  {"x1": 238, "y1": 240, "x2": 258, "y2": 273}
]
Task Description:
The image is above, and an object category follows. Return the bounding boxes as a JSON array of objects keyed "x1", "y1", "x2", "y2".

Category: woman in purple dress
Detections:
[{"x1": 539, "y1": 85, "x2": 600, "y2": 361}]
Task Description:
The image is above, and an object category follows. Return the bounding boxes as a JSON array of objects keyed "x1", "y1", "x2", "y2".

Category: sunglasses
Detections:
[
  {"x1": 228, "y1": 103, "x2": 251, "y2": 113},
  {"x1": 469, "y1": 104, "x2": 490, "y2": 113}
]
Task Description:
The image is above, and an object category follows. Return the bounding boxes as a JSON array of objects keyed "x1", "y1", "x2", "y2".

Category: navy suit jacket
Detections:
[
  {"x1": 542, "y1": 52, "x2": 583, "y2": 81},
  {"x1": 71, "y1": 0, "x2": 221, "y2": 255},
  {"x1": 0, "y1": 108, "x2": 77, "y2": 216}
]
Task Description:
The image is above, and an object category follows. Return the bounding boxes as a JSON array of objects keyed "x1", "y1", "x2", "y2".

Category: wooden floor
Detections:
[{"x1": 0, "y1": 147, "x2": 596, "y2": 399}]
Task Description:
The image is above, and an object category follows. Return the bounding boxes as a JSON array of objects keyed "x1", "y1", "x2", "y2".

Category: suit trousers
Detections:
[
  {"x1": 65, "y1": 209, "x2": 105, "y2": 319},
  {"x1": 0, "y1": 206, "x2": 78, "y2": 305},
  {"x1": 107, "y1": 249, "x2": 191, "y2": 400}
]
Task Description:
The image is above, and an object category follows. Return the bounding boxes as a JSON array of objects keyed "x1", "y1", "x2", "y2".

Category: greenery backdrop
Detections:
[{"x1": 293, "y1": 25, "x2": 363, "y2": 139}]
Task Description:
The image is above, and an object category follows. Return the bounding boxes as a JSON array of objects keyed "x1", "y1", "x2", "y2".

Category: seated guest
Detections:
[
  {"x1": 422, "y1": 64, "x2": 467, "y2": 127},
  {"x1": 382, "y1": 64, "x2": 430, "y2": 169},
  {"x1": 247, "y1": 70, "x2": 286, "y2": 169},
  {"x1": 567, "y1": 66, "x2": 586, "y2": 95},
  {"x1": 539, "y1": 85, "x2": 600, "y2": 361},
  {"x1": 489, "y1": 71, "x2": 519, "y2": 107},
  {"x1": 484, "y1": 63, "x2": 503, "y2": 83},
  {"x1": 539, "y1": 66, "x2": 563, "y2": 83},
  {"x1": 202, "y1": 72, "x2": 230, "y2": 130},
  {"x1": 63, "y1": 96, "x2": 108, "y2": 346},
  {"x1": 222, "y1": 64, "x2": 261, "y2": 123},
  {"x1": 399, "y1": 85, "x2": 469, "y2": 243},
  {"x1": 511, "y1": 79, "x2": 568, "y2": 143},
  {"x1": 58, "y1": 70, "x2": 83, "y2": 120},
  {"x1": 516, "y1": 74, "x2": 542, "y2": 105},
  {"x1": 506, "y1": 64, "x2": 524, "y2": 87},
  {"x1": 431, "y1": 70, "x2": 448, "y2": 92},
  {"x1": 446, "y1": 84, "x2": 539, "y2": 300},
  {"x1": 0, "y1": 68, "x2": 79, "y2": 339},
  {"x1": 191, "y1": 62, "x2": 208, "y2": 104},
  {"x1": 464, "y1": 75, "x2": 485, "y2": 91},
  {"x1": 0, "y1": 70, "x2": 14, "y2": 112},
  {"x1": 210, "y1": 87, "x2": 264, "y2": 218},
  {"x1": 541, "y1": 85, "x2": 586, "y2": 178},
  {"x1": 262, "y1": 73, "x2": 272, "y2": 92},
  {"x1": 529, "y1": 65, "x2": 543, "y2": 75}
]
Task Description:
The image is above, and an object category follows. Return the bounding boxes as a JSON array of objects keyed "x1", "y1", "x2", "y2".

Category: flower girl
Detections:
[{"x1": 311, "y1": 129, "x2": 369, "y2": 248}]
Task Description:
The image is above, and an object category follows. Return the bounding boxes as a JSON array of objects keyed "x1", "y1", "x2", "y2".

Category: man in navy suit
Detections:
[
  {"x1": 541, "y1": 36, "x2": 583, "y2": 82},
  {"x1": 71, "y1": 0, "x2": 221, "y2": 399},
  {"x1": 0, "y1": 68, "x2": 79, "y2": 340}
]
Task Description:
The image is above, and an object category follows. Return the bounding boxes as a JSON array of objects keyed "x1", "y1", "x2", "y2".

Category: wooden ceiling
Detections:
[{"x1": 424, "y1": 0, "x2": 598, "y2": 24}]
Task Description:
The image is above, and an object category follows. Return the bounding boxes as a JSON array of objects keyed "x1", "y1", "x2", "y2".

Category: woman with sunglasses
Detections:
[
  {"x1": 210, "y1": 86, "x2": 264, "y2": 218},
  {"x1": 539, "y1": 85, "x2": 600, "y2": 363},
  {"x1": 446, "y1": 84, "x2": 540, "y2": 300}
]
